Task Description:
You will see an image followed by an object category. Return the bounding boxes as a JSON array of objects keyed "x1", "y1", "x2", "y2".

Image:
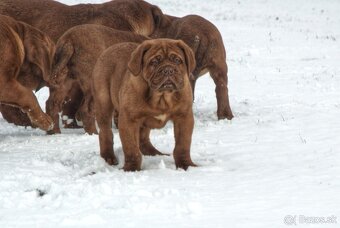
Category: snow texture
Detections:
[{"x1": 0, "y1": 0, "x2": 339, "y2": 227}]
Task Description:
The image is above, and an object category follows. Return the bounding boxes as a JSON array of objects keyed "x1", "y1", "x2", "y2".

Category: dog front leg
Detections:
[
  {"x1": 173, "y1": 110, "x2": 196, "y2": 170},
  {"x1": 118, "y1": 112, "x2": 142, "y2": 171},
  {"x1": 78, "y1": 94, "x2": 97, "y2": 135},
  {"x1": 189, "y1": 77, "x2": 197, "y2": 101},
  {"x1": 45, "y1": 87, "x2": 63, "y2": 134}
]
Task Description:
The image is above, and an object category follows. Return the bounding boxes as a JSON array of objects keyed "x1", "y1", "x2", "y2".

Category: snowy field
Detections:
[{"x1": 1, "y1": 0, "x2": 340, "y2": 227}]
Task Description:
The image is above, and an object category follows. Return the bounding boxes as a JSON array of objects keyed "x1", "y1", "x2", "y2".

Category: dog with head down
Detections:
[
  {"x1": 151, "y1": 14, "x2": 234, "y2": 120},
  {"x1": 0, "y1": 15, "x2": 54, "y2": 131},
  {"x1": 46, "y1": 24, "x2": 148, "y2": 135},
  {"x1": 0, "y1": 0, "x2": 165, "y2": 42},
  {"x1": 0, "y1": 0, "x2": 167, "y2": 128},
  {"x1": 92, "y1": 39, "x2": 197, "y2": 171}
]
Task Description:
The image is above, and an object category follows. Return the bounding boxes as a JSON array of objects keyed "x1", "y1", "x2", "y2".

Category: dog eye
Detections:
[
  {"x1": 174, "y1": 57, "x2": 182, "y2": 64},
  {"x1": 150, "y1": 56, "x2": 161, "y2": 66},
  {"x1": 170, "y1": 54, "x2": 182, "y2": 64}
]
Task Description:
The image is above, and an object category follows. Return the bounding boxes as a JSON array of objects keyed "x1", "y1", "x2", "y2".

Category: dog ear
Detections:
[
  {"x1": 151, "y1": 6, "x2": 163, "y2": 29},
  {"x1": 24, "y1": 34, "x2": 55, "y2": 83},
  {"x1": 177, "y1": 40, "x2": 196, "y2": 75},
  {"x1": 151, "y1": 6, "x2": 162, "y2": 28},
  {"x1": 128, "y1": 41, "x2": 152, "y2": 76}
]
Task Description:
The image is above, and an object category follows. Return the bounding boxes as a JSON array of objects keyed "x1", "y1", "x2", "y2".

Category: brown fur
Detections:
[
  {"x1": 0, "y1": 105, "x2": 34, "y2": 127},
  {"x1": 0, "y1": 0, "x2": 166, "y2": 128},
  {"x1": 151, "y1": 14, "x2": 234, "y2": 120},
  {"x1": 0, "y1": 15, "x2": 55, "y2": 131},
  {"x1": 45, "y1": 24, "x2": 148, "y2": 134},
  {"x1": 92, "y1": 39, "x2": 197, "y2": 171},
  {"x1": 0, "y1": 0, "x2": 165, "y2": 42}
]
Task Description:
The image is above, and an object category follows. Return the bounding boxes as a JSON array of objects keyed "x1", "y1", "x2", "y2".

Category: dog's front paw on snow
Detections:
[
  {"x1": 217, "y1": 107, "x2": 234, "y2": 120},
  {"x1": 123, "y1": 154, "x2": 142, "y2": 172},
  {"x1": 175, "y1": 160, "x2": 197, "y2": 171},
  {"x1": 101, "y1": 152, "x2": 118, "y2": 166}
]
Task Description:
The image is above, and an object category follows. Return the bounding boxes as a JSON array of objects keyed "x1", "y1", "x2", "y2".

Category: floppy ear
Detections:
[
  {"x1": 177, "y1": 40, "x2": 196, "y2": 75},
  {"x1": 128, "y1": 41, "x2": 152, "y2": 76},
  {"x1": 25, "y1": 36, "x2": 55, "y2": 82},
  {"x1": 151, "y1": 6, "x2": 162, "y2": 29}
]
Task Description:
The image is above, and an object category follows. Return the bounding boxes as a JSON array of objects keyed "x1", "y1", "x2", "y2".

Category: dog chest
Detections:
[
  {"x1": 154, "y1": 114, "x2": 167, "y2": 122},
  {"x1": 143, "y1": 113, "x2": 168, "y2": 129}
]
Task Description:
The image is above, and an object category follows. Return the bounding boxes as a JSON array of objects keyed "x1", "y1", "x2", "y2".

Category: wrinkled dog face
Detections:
[
  {"x1": 128, "y1": 39, "x2": 196, "y2": 92},
  {"x1": 145, "y1": 45, "x2": 186, "y2": 91}
]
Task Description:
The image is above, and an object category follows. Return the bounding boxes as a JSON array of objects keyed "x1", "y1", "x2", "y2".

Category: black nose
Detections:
[{"x1": 162, "y1": 66, "x2": 175, "y2": 76}]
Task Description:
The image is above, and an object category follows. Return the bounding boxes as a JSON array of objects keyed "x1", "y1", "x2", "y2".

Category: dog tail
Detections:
[{"x1": 50, "y1": 39, "x2": 74, "y2": 86}]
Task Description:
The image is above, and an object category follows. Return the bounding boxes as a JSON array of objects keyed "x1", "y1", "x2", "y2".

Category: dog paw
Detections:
[
  {"x1": 123, "y1": 163, "x2": 141, "y2": 172},
  {"x1": 175, "y1": 160, "x2": 197, "y2": 171},
  {"x1": 217, "y1": 108, "x2": 234, "y2": 120},
  {"x1": 140, "y1": 144, "x2": 168, "y2": 156},
  {"x1": 84, "y1": 126, "x2": 98, "y2": 135},
  {"x1": 101, "y1": 152, "x2": 118, "y2": 166},
  {"x1": 46, "y1": 127, "x2": 61, "y2": 135},
  {"x1": 123, "y1": 154, "x2": 142, "y2": 171}
]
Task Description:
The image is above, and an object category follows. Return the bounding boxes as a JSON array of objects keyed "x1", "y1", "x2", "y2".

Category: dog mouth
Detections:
[
  {"x1": 158, "y1": 80, "x2": 176, "y2": 91},
  {"x1": 150, "y1": 78, "x2": 179, "y2": 92},
  {"x1": 149, "y1": 65, "x2": 184, "y2": 92},
  {"x1": 150, "y1": 76, "x2": 179, "y2": 92}
]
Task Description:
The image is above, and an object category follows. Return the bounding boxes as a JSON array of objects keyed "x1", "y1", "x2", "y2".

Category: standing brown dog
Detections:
[
  {"x1": 0, "y1": 15, "x2": 54, "y2": 131},
  {"x1": 92, "y1": 39, "x2": 197, "y2": 171},
  {"x1": 152, "y1": 14, "x2": 234, "y2": 120},
  {"x1": 0, "y1": 0, "x2": 166, "y2": 128},
  {"x1": 46, "y1": 24, "x2": 148, "y2": 134}
]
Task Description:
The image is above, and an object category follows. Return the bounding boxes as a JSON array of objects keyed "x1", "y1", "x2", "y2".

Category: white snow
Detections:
[{"x1": 1, "y1": 0, "x2": 339, "y2": 227}]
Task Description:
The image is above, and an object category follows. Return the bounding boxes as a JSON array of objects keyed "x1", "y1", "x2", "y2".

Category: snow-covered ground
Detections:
[{"x1": 1, "y1": 0, "x2": 339, "y2": 227}]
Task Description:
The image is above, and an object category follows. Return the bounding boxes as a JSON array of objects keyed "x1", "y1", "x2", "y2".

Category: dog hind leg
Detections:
[
  {"x1": 139, "y1": 127, "x2": 167, "y2": 156},
  {"x1": 209, "y1": 61, "x2": 234, "y2": 120}
]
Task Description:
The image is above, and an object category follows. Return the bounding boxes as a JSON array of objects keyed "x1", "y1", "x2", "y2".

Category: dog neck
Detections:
[{"x1": 146, "y1": 89, "x2": 181, "y2": 112}]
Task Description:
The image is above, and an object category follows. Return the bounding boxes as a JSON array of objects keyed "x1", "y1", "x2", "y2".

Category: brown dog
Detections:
[
  {"x1": 0, "y1": 0, "x2": 167, "y2": 128},
  {"x1": 151, "y1": 14, "x2": 234, "y2": 120},
  {"x1": 92, "y1": 39, "x2": 197, "y2": 171},
  {"x1": 0, "y1": 15, "x2": 54, "y2": 131},
  {"x1": 46, "y1": 24, "x2": 148, "y2": 135},
  {"x1": 0, "y1": 0, "x2": 165, "y2": 42}
]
